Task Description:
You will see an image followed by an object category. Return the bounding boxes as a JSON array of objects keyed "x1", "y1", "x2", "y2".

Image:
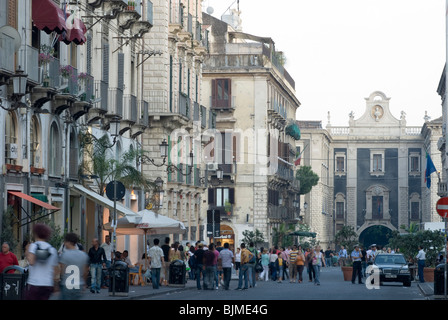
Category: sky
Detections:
[{"x1": 203, "y1": 0, "x2": 446, "y2": 126}]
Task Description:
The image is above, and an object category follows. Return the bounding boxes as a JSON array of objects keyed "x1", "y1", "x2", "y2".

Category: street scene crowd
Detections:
[{"x1": 2, "y1": 222, "x2": 445, "y2": 300}]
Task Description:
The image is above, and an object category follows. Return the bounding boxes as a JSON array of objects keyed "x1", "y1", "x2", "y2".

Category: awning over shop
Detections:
[
  {"x1": 8, "y1": 191, "x2": 60, "y2": 211},
  {"x1": 71, "y1": 184, "x2": 140, "y2": 220},
  {"x1": 32, "y1": 0, "x2": 68, "y2": 35},
  {"x1": 285, "y1": 122, "x2": 301, "y2": 140},
  {"x1": 8, "y1": 191, "x2": 60, "y2": 227}
]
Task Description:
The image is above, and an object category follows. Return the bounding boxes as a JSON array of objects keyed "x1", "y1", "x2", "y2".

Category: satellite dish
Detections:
[
  {"x1": 206, "y1": 6, "x2": 214, "y2": 14},
  {"x1": 0, "y1": 25, "x2": 22, "y2": 52}
]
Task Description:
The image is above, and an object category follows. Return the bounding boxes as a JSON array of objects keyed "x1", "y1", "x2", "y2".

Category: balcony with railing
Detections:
[
  {"x1": 89, "y1": 80, "x2": 109, "y2": 122},
  {"x1": 107, "y1": 87, "x2": 123, "y2": 118},
  {"x1": 18, "y1": 45, "x2": 40, "y2": 87},
  {"x1": 131, "y1": 99, "x2": 148, "y2": 138},
  {"x1": 53, "y1": 64, "x2": 79, "y2": 115},
  {"x1": 120, "y1": 94, "x2": 137, "y2": 134},
  {"x1": 268, "y1": 204, "x2": 295, "y2": 221},
  {"x1": 178, "y1": 92, "x2": 190, "y2": 119},
  {"x1": 0, "y1": 31, "x2": 16, "y2": 84},
  {"x1": 31, "y1": 56, "x2": 61, "y2": 109},
  {"x1": 200, "y1": 105, "x2": 207, "y2": 128},
  {"x1": 72, "y1": 72, "x2": 94, "y2": 121},
  {"x1": 169, "y1": 0, "x2": 183, "y2": 33},
  {"x1": 117, "y1": 0, "x2": 141, "y2": 29}
]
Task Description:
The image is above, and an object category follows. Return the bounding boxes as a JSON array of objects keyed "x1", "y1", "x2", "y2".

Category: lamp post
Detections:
[
  {"x1": 109, "y1": 116, "x2": 120, "y2": 264},
  {"x1": 0, "y1": 66, "x2": 28, "y2": 111}
]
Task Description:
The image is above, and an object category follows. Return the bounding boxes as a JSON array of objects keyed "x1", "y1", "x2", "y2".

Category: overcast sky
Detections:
[{"x1": 203, "y1": 0, "x2": 446, "y2": 127}]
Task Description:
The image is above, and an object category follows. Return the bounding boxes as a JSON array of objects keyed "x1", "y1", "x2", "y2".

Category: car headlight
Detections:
[{"x1": 400, "y1": 269, "x2": 410, "y2": 274}]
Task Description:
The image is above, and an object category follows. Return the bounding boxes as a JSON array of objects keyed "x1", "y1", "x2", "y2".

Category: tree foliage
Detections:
[
  {"x1": 1, "y1": 206, "x2": 19, "y2": 254},
  {"x1": 334, "y1": 225, "x2": 358, "y2": 251},
  {"x1": 272, "y1": 223, "x2": 295, "y2": 247},
  {"x1": 296, "y1": 166, "x2": 319, "y2": 195},
  {"x1": 388, "y1": 229, "x2": 445, "y2": 267},
  {"x1": 242, "y1": 229, "x2": 265, "y2": 248}
]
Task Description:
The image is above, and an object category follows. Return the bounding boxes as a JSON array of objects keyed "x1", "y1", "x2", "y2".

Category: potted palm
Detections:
[{"x1": 334, "y1": 225, "x2": 358, "y2": 281}]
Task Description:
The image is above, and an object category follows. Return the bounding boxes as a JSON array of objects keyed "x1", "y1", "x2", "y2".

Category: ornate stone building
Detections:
[{"x1": 297, "y1": 91, "x2": 442, "y2": 249}]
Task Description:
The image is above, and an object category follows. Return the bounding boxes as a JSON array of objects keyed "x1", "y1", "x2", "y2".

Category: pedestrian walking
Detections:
[
  {"x1": 161, "y1": 237, "x2": 171, "y2": 286},
  {"x1": 361, "y1": 246, "x2": 367, "y2": 277},
  {"x1": 312, "y1": 246, "x2": 325, "y2": 285},
  {"x1": 296, "y1": 248, "x2": 305, "y2": 283},
  {"x1": 416, "y1": 245, "x2": 426, "y2": 283},
  {"x1": 87, "y1": 238, "x2": 107, "y2": 294},
  {"x1": 25, "y1": 223, "x2": 59, "y2": 300},
  {"x1": 58, "y1": 233, "x2": 89, "y2": 300},
  {"x1": 235, "y1": 248, "x2": 241, "y2": 276},
  {"x1": 218, "y1": 243, "x2": 234, "y2": 290},
  {"x1": 338, "y1": 246, "x2": 348, "y2": 267},
  {"x1": 350, "y1": 245, "x2": 363, "y2": 284},
  {"x1": 305, "y1": 248, "x2": 315, "y2": 282},
  {"x1": 148, "y1": 238, "x2": 164, "y2": 289},
  {"x1": 259, "y1": 248, "x2": 270, "y2": 281},
  {"x1": 269, "y1": 248, "x2": 278, "y2": 281},
  {"x1": 100, "y1": 235, "x2": 112, "y2": 288},
  {"x1": 194, "y1": 243, "x2": 206, "y2": 290},
  {"x1": 280, "y1": 247, "x2": 290, "y2": 280},
  {"x1": 235, "y1": 243, "x2": 253, "y2": 290},
  {"x1": 248, "y1": 242, "x2": 258, "y2": 288},
  {"x1": 288, "y1": 245, "x2": 298, "y2": 283},
  {"x1": 203, "y1": 243, "x2": 217, "y2": 290},
  {"x1": 275, "y1": 252, "x2": 285, "y2": 283},
  {"x1": 324, "y1": 247, "x2": 333, "y2": 267}
]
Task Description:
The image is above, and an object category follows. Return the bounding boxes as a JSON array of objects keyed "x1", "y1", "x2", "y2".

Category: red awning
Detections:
[
  {"x1": 8, "y1": 191, "x2": 60, "y2": 211},
  {"x1": 59, "y1": 12, "x2": 87, "y2": 45},
  {"x1": 62, "y1": 18, "x2": 87, "y2": 45},
  {"x1": 32, "y1": 0, "x2": 68, "y2": 35}
]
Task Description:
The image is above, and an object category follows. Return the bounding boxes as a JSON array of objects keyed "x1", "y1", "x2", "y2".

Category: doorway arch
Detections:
[{"x1": 358, "y1": 225, "x2": 394, "y2": 249}]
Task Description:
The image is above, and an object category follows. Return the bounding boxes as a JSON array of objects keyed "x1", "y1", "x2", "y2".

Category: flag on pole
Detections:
[
  {"x1": 294, "y1": 144, "x2": 308, "y2": 166},
  {"x1": 425, "y1": 152, "x2": 437, "y2": 188}
]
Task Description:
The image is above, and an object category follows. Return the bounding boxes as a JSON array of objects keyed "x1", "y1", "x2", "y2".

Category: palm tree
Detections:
[
  {"x1": 272, "y1": 223, "x2": 295, "y2": 247},
  {"x1": 79, "y1": 131, "x2": 155, "y2": 238}
]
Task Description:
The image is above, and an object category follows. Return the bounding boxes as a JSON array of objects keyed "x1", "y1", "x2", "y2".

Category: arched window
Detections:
[
  {"x1": 30, "y1": 116, "x2": 40, "y2": 167},
  {"x1": 48, "y1": 122, "x2": 61, "y2": 176},
  {"x1": 5, "y1": 112, "x2": 17, "y2": 164}
]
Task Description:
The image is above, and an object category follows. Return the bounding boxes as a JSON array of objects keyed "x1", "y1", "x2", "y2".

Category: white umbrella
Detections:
[
  {"x1": 104, "y1": 209, "x2": 186, "y2": 235},
  {"x1": 103, "y1": 209, "x2": 186, "y2": 270}
]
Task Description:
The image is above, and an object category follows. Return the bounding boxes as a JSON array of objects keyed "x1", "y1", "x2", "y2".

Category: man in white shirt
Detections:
[
  {"x1": 416, "y1": 246, "x2": 426, "y2": 283},
  {"x1": 100, "y1": 235, "x2": 113, "y2": 288},
  {"x1": 148, "y1": 238, "x2": 164, "y2": 289},
  {"x1": 25, "y1": 223, "x2": 59, "y2": 300}
]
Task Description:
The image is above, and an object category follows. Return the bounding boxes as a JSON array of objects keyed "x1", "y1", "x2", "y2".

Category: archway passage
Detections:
[{"x1": 359, "y1": 225, "x2": 394, "y2": 249}]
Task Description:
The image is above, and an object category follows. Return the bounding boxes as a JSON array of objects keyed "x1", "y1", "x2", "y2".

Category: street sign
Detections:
[
  {"x1": 436, "y1": 197, "x2": 448, "y2": 218},
  {"x1": 207, "y1": 223, "x2": 220, "y2": 237},
  {"x1": 106, "y1": 180, "x2": 126, "y2": 201}
]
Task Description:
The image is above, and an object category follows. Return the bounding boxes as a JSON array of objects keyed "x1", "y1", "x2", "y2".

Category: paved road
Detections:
[{"x1": 143, "y1": 266, "x2": 426, "y2": 301}]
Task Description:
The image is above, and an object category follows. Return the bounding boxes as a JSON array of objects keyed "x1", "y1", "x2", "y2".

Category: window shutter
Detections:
[
  {"x1": 86, "y1": 35, "x2": 92, "y2": 75},
  {"x1": 102, "y1": 43, "x2": 109, "y2": 83},
  {"x1": 208, "y1": 188, "x2": 215, "y2": 205},
  {"x1": 211, "y1": 79, "x2": 216, "y2": 108},
  {"x1": 117, "y1": 52, "x2": 125, "y2": 90},
  {"x1": 229, "y1": 188, "x2": 235, "y2": 204}
]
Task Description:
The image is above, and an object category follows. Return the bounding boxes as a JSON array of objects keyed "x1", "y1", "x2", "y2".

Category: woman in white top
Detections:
[
  {"x1": 235, "y1": 248, "x2": 241, "y2": 276},
  {"x1": 312, "y1": 246, "x2": 326, "y2": 285}
]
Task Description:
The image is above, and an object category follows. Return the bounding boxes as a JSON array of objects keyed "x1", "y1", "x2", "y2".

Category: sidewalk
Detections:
[{"x1": 50, "y1": 274, "x2": 240, "y2": 301}]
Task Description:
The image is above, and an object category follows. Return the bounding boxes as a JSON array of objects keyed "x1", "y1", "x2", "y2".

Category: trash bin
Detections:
[
  {"x1": 434, "y1": 264, "x2": 448, "y2": 296},
  {"x1": 169, "y1": 259, "x2": 186, "y2": 287},
  {"x1": 108, "y1": 261, "x2": 129, "y2": 296},
  {"x1": 1, "y1": 266, "x2": 28, "y2": 300}
]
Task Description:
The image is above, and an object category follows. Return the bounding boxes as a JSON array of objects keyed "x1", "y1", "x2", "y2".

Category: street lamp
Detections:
[
  {"x1": 200, "y1": 165, "x2": 224, "y2": 186},
  {"x1": 138, "y1": 138, "x2": 169, "y2": 167},
  {"x1": 0, "y1": 66, "x2": 28, "y2": 111}
]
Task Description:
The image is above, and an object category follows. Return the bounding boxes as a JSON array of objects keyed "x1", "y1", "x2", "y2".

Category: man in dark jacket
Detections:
[{"x1": 88, "y1": 238, "x2": 107, "y2": 293}]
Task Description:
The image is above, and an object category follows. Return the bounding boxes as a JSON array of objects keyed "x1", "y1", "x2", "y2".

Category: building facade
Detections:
[
  {"x1": 201, "y1": 11, "x2": 301, "y2": 248},
  {"x1": 297, "y1": 91, "x2": 442, "y2": 249},
  {"x1": 0, "y1": 0, "x2": 154, "y2": 264}
]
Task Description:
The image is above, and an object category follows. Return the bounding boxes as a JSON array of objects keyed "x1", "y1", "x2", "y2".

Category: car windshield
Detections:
[{"x1": 375, "y1": 255, "x2": 406, "y2": 265}]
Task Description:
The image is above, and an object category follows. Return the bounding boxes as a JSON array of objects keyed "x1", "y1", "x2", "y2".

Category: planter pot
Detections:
[
  {"x1": 37, "y1": 168, "x2": 45, "y2": 175},
  {"x1": 423, "y1": 267, "x2": 435, "y2": 282},
  {"x1": 13, "y1": 165, "x2": 23, "y2": 172},
  {"x1": 5, "y1": 163, "x2": 13, "y2": 171},
  {"x1": 341, "y1": 266, "x2": 353, "y2": 281}
]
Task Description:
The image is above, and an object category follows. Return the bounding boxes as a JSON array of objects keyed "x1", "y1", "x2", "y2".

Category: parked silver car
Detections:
[{"x1": 373, "y1": 253, "x2": 412, "y2": 287}]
